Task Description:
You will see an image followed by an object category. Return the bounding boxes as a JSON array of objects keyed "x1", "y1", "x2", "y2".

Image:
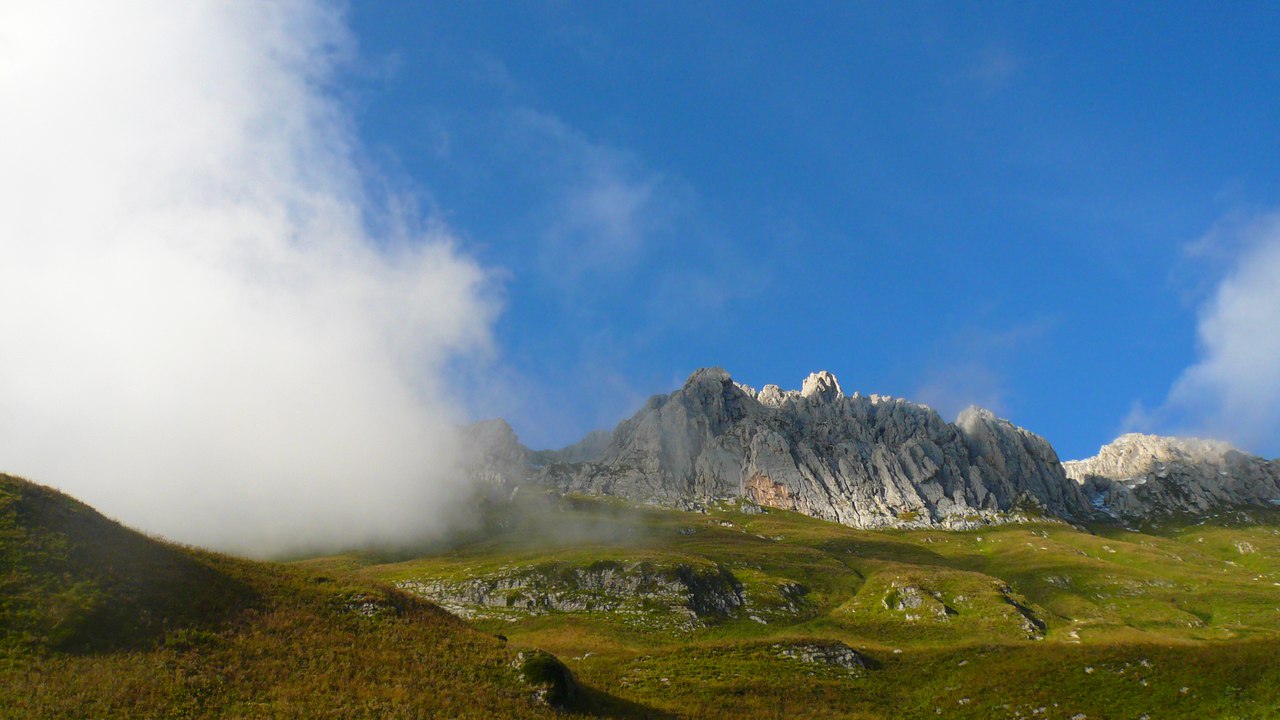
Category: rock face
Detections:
[
  {"x1": 461, "y1": 419, "x2": 537, "y2": 490},
  {"x1": 506, "y1": 368, "x2": 1093, "y2": 528},
  {"x1": 1064, "y1": 433, "x2": 1280, "y2": 519},
  {"x1": 460, "y1": 419, "x2": 609, "y2": 491}
]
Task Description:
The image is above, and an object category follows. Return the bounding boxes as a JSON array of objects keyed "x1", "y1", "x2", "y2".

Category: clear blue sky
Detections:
[{"x1": 344, "y1": 3, "x2": 1280, "y2": 459}]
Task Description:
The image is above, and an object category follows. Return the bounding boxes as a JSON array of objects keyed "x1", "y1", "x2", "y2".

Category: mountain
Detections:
[
  {"x1": 1065, "y1": 433, "x2": 1280, "y2": 519},
  {"x1": 473, "y1": 368, "x2": 1093, "y2": 528},
  {"x1": 470, "y1": 368, "x2": 1280, "y2": 528}
]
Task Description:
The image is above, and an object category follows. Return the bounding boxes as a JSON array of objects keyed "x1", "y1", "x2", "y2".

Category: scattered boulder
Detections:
[
  {"x1": 512, "y1": 650, "x2": 577, "y2": 708},
  {"x1": 882, "y1": 583, "x2": 955, "y2": 621},
  {"x1": 774, "y1": 641, "x2": 870, "y2": 672}
]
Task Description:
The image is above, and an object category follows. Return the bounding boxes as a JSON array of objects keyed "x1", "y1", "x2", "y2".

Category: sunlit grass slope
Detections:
[
  {"x1": 0, "y1": 474, "x2": 587, "y2": 719},
  {"x1": 323, "y1": 493, "x2": 1280, "y2": 720}
]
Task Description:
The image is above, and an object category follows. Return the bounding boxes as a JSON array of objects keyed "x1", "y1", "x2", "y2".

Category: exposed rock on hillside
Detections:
[
  {"x1": 774, "y1": 641, "x2": 869, "y2": 673},
  {"x1": 1064, "y1": 433, "x2": 1280, "y2": 518},
  {"x1": 529, "y1": 368, "x2": 1091, "y2": 528},
  {"x1": 513, "y1": 650, "x2": 578, "y2": 709},
  {"x1": 397, "y1": 559, "x2": 746, "y2": 630}
]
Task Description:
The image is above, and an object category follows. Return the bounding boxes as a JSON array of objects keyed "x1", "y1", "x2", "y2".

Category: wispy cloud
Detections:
[
  {"x1": 507, "y1": 109, "x2": 678, "y2": 287},
  {"x1": 1128, "y1": 212, "x2": 1280, "y2": 457},
  {"x1": 914, "y1": 319, "x2": 1054, "y2": 421},
  {"x1": 0, "y1": 1, "x2": 499, "y2": 555},
  {"x1": 915, "y1": 361, "x2": 1009, "y2": 421},
  {"x1": 960, "y1": 45, "x2": 1021, "y2": 93}
]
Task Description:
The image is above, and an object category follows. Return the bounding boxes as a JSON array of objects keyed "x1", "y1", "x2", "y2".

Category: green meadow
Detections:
[
  {"x1": 317, "y1": 494, "x2": 1280, "y2": 719},
  {"x1": 6, "y1": 472, "x2": 1280, "y2": 719}
]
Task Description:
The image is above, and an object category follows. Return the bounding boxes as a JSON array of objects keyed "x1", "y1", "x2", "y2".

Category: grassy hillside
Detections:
[
  {"x1": 318, "y1": 493, "x2": 1280, "y2": 720},
  {"x1": 8, "y1": 470, "x2": 1279, "y2": 719},
  {"x1": 0, "y1": 474, "x2": 631, "y2": 719}
]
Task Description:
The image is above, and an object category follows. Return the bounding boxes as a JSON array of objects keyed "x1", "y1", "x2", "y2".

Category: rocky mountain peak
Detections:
[
  {"x1": 1065, "y1": 433, "x2": 1280, "y2": 518},
  {"x1": 800, "y1": 370, "x2": 843, "y2": 402},
  {"x1": 684, "y1": 366, "x2": 734, "y2": 389},
  {"x1": 955, "y1": 405, "x2": 998, "y2": 426},
  {"x1": 1093, "y1": 433, "x2": 1236, "y2": 463}
]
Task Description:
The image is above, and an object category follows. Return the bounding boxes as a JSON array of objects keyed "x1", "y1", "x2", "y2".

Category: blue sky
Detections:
[
  {"x1": 342, "y1": 2, "x2": 1280, "y2": 459},
  {"x1": 3, "y1": 1, "x2": 1278, "y2": 549}
]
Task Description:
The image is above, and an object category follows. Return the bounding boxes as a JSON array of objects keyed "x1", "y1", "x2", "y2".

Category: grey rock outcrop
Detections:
[
  {"x1": 1064, "y1": 433, "x2": 1280, "y2": 518},
  {"x1": 774, "y1": 641, "x2": 869, "y2": 672},
  {"x1": 521, "y1": 368, "x2": 1093, "y2": 528},
  {"x1": 396, "y1": 559, "x2": 745, "y2": 630},
  {"x1": 460, "y1": 419, "x2": 611, "y2": 491},
  {"x1": 463, "y1": 369, "x2": 1280, "y2": 528},
  {"x1": 461, "y1": 419, "x2": 537, "y2": 490}
]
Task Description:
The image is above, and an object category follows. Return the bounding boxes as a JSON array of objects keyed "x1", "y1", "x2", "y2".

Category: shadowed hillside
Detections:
[
  {"x1": 0, "y1": 474, "x2": 657, "y2": 719},
  {"x1": 1, "y1": 474, "x2": 254, "y2": 651}
]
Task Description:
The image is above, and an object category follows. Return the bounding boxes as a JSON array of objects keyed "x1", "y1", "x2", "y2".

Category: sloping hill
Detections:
[
  {"x1": 0, "y1": 473, "x2": 623, "y2": 719},
  {"x1": 1, "y1": 473, "x2": 252, "y2": 651}
]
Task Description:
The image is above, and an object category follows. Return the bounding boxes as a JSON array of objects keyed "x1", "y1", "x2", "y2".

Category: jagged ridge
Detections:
[
  {"x1": 474, "y1": 368, "x2": 1092, "y2": 529},
  {"x1": 468, "y1": 368, "x2": 1280, "y2": 527}
]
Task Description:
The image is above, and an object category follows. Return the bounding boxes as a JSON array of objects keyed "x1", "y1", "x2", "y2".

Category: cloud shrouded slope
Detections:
[{"x1": 0, "y1": 2, "x2": 498, "y2": 553}]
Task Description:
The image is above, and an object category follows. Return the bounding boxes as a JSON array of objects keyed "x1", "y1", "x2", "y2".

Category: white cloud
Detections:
[
  {"x1": 915, "y1": 361, "x2": 1008, "y2": 422},
  {"x1": 1130, "y1": 213, "x2": 1280, "y2": 457},
  {"x1": 0, "y1": 1, "x2": 499, "y2": 555},
  {"x1": 913, "y1": 319, "x2": 1053, "y2": 421},
  {"x1": 512, "y1": 110, "x2": 672, "y2": 285}
]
